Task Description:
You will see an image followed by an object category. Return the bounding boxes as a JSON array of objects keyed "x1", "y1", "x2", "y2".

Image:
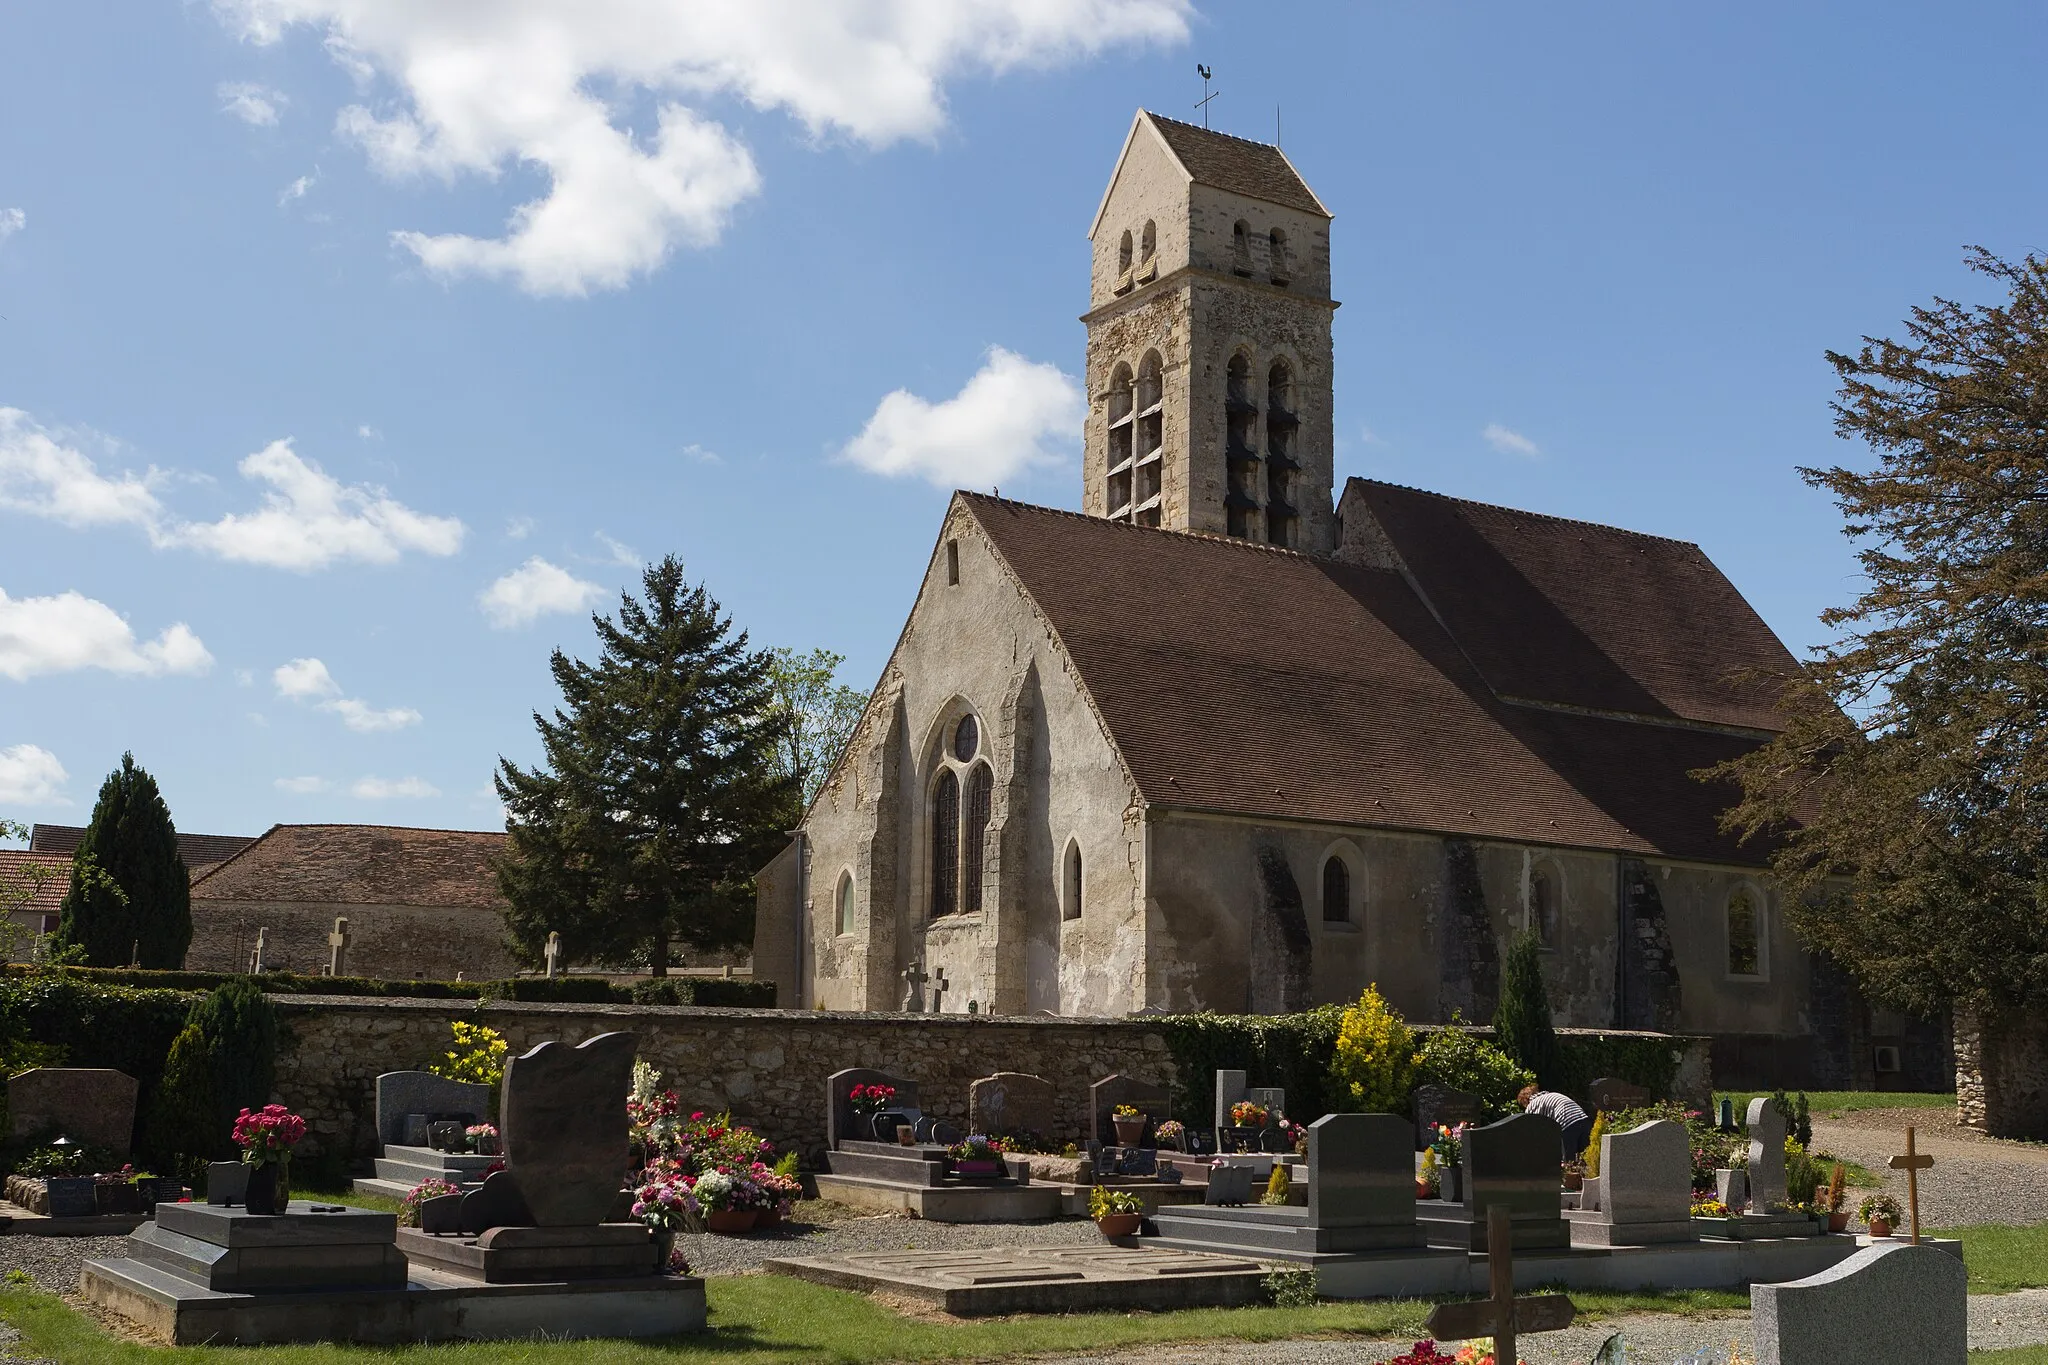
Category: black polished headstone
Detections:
[
  {"x1": 1090, "y1": 1074, "x2": 1169, "y2": 1147},
  {"x1": 45, "y1": 1176, "x2": 96, "y2": 1219},
  {"x1": 825, "y1": 1068, "x2": 919, "y2": 1150},
  {"x1": 1413, "y1": 1084, "x2": 1484, "y2": 1149},
  {"x1": 206, "y1": 1162, "x2": 248, "y2": 1206},
  {"x1": 459, "y1": 1169, "x2": 536, "y2": 1235},
  {"x1": 501, "y1": 1031, "x2": 638, "y2": 1227}
]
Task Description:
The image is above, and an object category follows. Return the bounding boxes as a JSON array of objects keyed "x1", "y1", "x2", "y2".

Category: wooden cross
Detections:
[
  {"x1": 1424, "y1": 1206, "x2": 1576, "y2": 1365},
  {"x1": 1888, "y1": 1125, "x2": 1935, "y2": 1245},
  {"x1": 544, "y1": 931, "x2": 561, "y2": 980},
  {"x1": 327, "y1": 916, "x2": 351, "y2": 978}
]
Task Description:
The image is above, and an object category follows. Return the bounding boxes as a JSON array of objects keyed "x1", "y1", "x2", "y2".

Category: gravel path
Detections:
[
  {"x1": 0, "y1": 1235, "x2": 128, "y2": 1296},
  {"x1": 679, "y1": 1206, "x2": 1100, "y2": 1277},
  {"x1": 1808, "y1": 1105, "x2": 2048, "y2": 1227}
]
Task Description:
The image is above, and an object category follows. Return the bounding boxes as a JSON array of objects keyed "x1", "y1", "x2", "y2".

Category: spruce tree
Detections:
[
  {"x1": 495, "y1": 556, "x2": 798, "y2": 975},
  {"x1": 52, "y1": 752, "x2": 191, "y2": 968},
  {"x1": 1493, "y1": 930, "x2": 1564, "y2": 1090}
]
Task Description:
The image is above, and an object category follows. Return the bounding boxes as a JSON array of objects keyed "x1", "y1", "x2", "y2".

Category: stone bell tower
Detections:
[{"x1": 1081, "y1": 111, "x2": 1337, "y2": 551}]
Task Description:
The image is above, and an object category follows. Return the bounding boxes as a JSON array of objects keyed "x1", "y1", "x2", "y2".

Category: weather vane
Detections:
[{"x1": 1196, "y1": 64, "x2": 1219, "y2": 128}]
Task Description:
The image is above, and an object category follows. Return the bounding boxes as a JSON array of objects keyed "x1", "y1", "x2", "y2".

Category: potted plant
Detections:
[
  {"x1": 1820, "y1": 1162, "x2": 1850, "y2": 1233},
  {"x1": 848, "y1": 1083, "x2": 897, "y2": 1140},
  {"x1": 1112, "y1": 1104, "x2": 1147, "y2": 1146},
  {"x1": 1859, "y1": 1192, "x2": 1904, "y2": 1239},
  {"x1": 1561, "y1": 1156, "x2": 1586, "y2": 1192},
  {"x1": 1428, "y1": 1123, "x2": 1468, "y2": 1202},
  {"x1": 691, "y1": 1170, "x2": 757, "y2": 1233},
  {"x1": 465, "y1": 1123, "x2": 500, "y2": 1156},
  {"x1": 632, "y1": 1172, "x2": 696, "y2": 1269},
  {"x1": 231, "y1": 1105, "x2": 307, "y2": 1215},
  {"x1": 1230, "y1": 1100, "x2": 1269, "y2": 1130},
  {"x1": 949, "y1": 1134, "x2": 1008, "y2": 1178},
  {"x1": 1154, "y1": 1120, "x2": 1187, "y2": 1152},
  {"x1": 1417, "y1": 1147, "x2": 1440, "y2": 1200},
  {"x1": 1090, "y1": 1186, "x2": 1144, "y2": 1238}
]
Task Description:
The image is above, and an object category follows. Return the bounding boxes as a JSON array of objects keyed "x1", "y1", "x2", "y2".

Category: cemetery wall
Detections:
[
  {"x1": 268, "y1": 994, "x2": 1715, "y2": 1164},
  {"x1": 187, "y1": 899, "x2": 516, "y2": 982}
]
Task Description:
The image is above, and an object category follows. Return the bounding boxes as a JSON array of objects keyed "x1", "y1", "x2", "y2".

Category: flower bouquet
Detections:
[
  {"x1": 1230, "y1": 1100, "x2": 1269, "y2": 1128},
  {"x1": 1153, "y1": 1119, "x2": 1187, "y2": 1151},
  {"x1": 398, "y1": 1176, "x2": 462, "y2": 1229},
  {"x1": 231, "y1": 1104, "x2": 307, "y2": 1215},
  {"x1": 949, "y1": 1133, "x2": 1008, "y2": 1178},
  {"x1": 465, "y1": 1123, "x2": 499, "y2": 1155},
  {"x1": 848, "y1": 1083, "x2": 897, "y2": 1114}
]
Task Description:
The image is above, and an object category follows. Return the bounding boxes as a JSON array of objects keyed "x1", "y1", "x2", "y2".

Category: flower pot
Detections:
[
  {"x1": 953, "y1": 1158, "x2": 1002, "y2": 1179},
  {"x1": 1562, "y1": 1171, "x2": 1584, "y2": 1192},
  {"x1": 1443, "y1": 1165, "x2": 1464, "y2": 1203},
  {"x1": 755, "y1": 1207, "x2": 783, "y2": 1230},
  {"x1": 1828, "y1": 1211, "x2": 1850, "y2": 1234},
  {"x1": 652, "y1": 1229, "x2": 676, "y2": 1273},
  {"x1": 1095, "y1": 1212, "x2": 1142, "y2": 1238},
  {"x1": 1867, "y1": 1217, "x2": 1893, "y2": 1239},
  {"x1": 897, "y1": 1126, "x2": 918, "y2": 1147},
  {"x1": 243, "y1": 1162, "x2": 288, "y2": 1216},
  {"x1": 705, "y1": 1209, "x2": 758, "y2": 1234},
  {"x1": 1113, "y1": 1117, "x2": 1146, "y2": 1146}
]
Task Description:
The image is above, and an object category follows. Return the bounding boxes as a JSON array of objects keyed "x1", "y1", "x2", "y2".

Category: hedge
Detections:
[
  {"x1": 1, "y1": 964, "x2": 480, "y2": 998},
  {"x1": 0, "y1": 964, "x2": 776, "y2": 1008},
  {"x1": 0, "y1": 973, "x2": 196, "y2": 1160}
]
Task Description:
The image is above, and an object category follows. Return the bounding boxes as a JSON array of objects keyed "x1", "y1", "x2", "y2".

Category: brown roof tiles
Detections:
[
  {"x1": 1145, "y1": 112, "x2": 1329, "y2": 217},
  {"x1": 190, "y1": 824, "x2": 509, "y2": 910},
  {"x1": 0, "y1": 850, "x2": 70, "y2": 917},
  {"x1": 30, "y1": 823, "x2": 256, "y2": 869}
]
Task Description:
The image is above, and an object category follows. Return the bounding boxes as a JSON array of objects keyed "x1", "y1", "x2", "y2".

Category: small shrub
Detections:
[
  {"x1": 1412, "y1": 1019, "x2": 1533, "y2": 1118},
  {"x1": 1262, "y1": 1269, "x2": 1318, "y2": 1308},
  {"x1": 1858, "y1": 1192, "x2": 1904, "y2": 1226},
  {"x1": 479, "y1": 976, "x2": 620, "y2": 1004},
  {"x1": 1582, "y1": 1112, "x2": 1607, "y2": 1177},
  {"x1": 1262, "y1": 1163, "x2": 1292, "y2": 1205},
  {"x1": 1088, "y1": 1187, "x2": 1144, "y2": 1218},
  {"x1": 427, "y1": 1021, "x2": 508, "y2": 1088},
  {"x1": 1329, "y1": 985, "x2": 1417, "y2": 1115},
  {"x1": 1493, "y1": 931, "x2": 1562, "y2": 1089}
]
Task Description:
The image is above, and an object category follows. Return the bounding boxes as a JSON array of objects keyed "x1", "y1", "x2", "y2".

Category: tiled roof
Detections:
[
  {"x1": 30, "y1": 823, "x2": 256, "y2": 870},
  {"x1": 1346, "y1": 481, "x2": 1801, "y2": 733},
  {"x1": 1144, "y1": 113, "x2": 1329, "y2": 217},
  {"x1": 190, "y1": 824, "x2": 510, "y2": 910},
  {"x1": 0, "y1": 850, "x2": 70, "y2": 917},
  {"x1": 961, "y1": 494, "x2": 1779, "y2": 865}
]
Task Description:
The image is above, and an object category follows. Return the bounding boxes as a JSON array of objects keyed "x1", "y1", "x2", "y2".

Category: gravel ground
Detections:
[
  {"x1": 0, "y1": 1235, "x2": 128, "y2": 1296},
  {"x1": 678, "y1": 1206, "x2": 1101, "y2": 1277},
  {"x1": 1809, "y1": 1106, "x2": 2048, "y2": 1227}
]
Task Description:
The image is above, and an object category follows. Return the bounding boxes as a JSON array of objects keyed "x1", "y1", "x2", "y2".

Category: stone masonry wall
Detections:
[{"x1": 270, "y1": 996, "x2": 1174, "y2": 1165}]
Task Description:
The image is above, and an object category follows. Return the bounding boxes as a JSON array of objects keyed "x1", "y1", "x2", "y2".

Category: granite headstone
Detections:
[
  {"x1": 826, "y1": 1068, "x2": 920, "y2": 1148},
  {"x1": 44, "y1": 1176, "x2": 97, "y2": 1219},
  {"x1": 374, "y1": 1071, "x2": 490, "y2": 1148},
  {"x1": 1751, "y1": 1241, "x2": 1966, "y2": 1365},
  {"x1": 1578, "y1": 1119, "x2": 1696, "y2": 1245},
  {"x1": 1587, "y1": 1077, "x2": 1652, "y2": 1113},
  {"x1": 967, "y1": 1071, "x2": 1055, "y2": 1138},
  {"x1": 1213, "y1": 1069, "x2": 1248, "y2": 1135},
  {"x1": 1090, "y1": 1074, "x2": 1169, "y2": 1147},
  {"x1": 1305, "y1": 1113, "x2": 1416, "y2": 1229},
  {"x1": 7, "y1": 1068, "x2": 139, "y2": 1158},
  {"x1": 500, "y1": 1030, "x2": 638, "y2": 1226},
  {"x1": 1413, "y1": 1084, "x2": 1484, "y2": 1149},
  {"x1": 1465, "y1": 1112, "x2": 1564, "y2": 1222},
  {"x1": 1746, "y1": 1097, "x2": 1788, "y2": 1210}
]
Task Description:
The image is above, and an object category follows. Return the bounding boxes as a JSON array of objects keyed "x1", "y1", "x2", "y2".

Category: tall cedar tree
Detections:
[
  {"x1": 1711, "y1": 250, "x2": 2048, "y2": 1019},
  {"x1": 1494, "y1": 931, "x2": 1563, "y2": 1090},
  {"x1": 52, "y1": 752, "x2": 191, "y2": 968},
  {"x1": 495, "y1": 557, "x2": 797, "y2": 974}
]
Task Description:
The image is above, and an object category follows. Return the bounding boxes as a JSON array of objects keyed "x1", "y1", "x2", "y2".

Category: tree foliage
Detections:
[
  {"x1": 1329, "y1": 984, "x2": 1417, "y2": 1114},
  {"x1": 1493, "y1": 930, "x2": 1563, "y2": 1089},
  {"x1": 764, "y1": 646, "x2": 869, "y2": 809},
  {"x1": 1712, "y1": 250, "x2": 2048, "y2": 1016},
  {"x1": 495, "y1": 557, "x2": 799, "y2": 974},
  {"x1": 51, "y1": 753, "x2": 190, "y2": 969}
]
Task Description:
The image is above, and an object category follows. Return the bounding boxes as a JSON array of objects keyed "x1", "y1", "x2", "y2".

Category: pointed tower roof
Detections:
[{"x1": 1090, "y1": 109, "x2": 1329, "y2": 237}]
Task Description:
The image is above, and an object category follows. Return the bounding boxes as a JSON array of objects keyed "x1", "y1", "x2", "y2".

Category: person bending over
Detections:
[{"x1": 1517, "y1": 1084, "x2": 1593, "y2": 1161}]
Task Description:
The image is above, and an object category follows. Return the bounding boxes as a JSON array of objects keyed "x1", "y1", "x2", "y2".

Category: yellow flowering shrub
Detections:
[
  {"x1": 428, "y1": 1020, "x2": 509, "y2": 1088},
  {"x1": 1329, "y1": 984, "x2": 1418, "y2": 1115}
]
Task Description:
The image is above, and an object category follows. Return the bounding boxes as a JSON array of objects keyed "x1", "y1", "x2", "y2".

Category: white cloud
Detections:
[
  {"x1": 680, "y1": 442, "x2": 720, "y2": 464},
  {"x1": 0, "y1": 588, "x2": 213, "y2": 682},
  {"x1": 1482, "y1": 423, "x2": 1540, "y2": 458},
  {"x1": 0, "y1": 745, "x2": 67, "y2": 804},
  {"x1": 272, "y1": 655, "x2": 422, "y2": 732},
  {"x1": 843, "y1": 346, "x2": 1082, "y2": 489},
  {"x1": 169, "y1": 439, "x2": 464, "y2": 570},
  {"x1": 356, "y1": 423, "x2": 379, "y2": 440},
  {"x1": 280, "y1": 173, "x2": 317, "y2": 205},
  {"x1": 210, "y1": 0, "x2": 1189, "y2": 296},
  {"x1": 351, "y1": 775, "x2": 439, "y2": 799},
  {"x1": 275, "y1": 774, "x2": 329, "y2": 793},
  {"x1": 480, "y1": 557, "x2": 604, "y2": 629},
  {"x1": 0, "y1": 409, "x2": 463, "y2": 571},
  {"x1": 593, "y1": 533, "x2": 640, "y2": 568},
  {"x1": 234, "y1": 668, "x2": 255, "y2": 687},
  {"x1": 504, "y1": 515, "x2": 534, "y2": 540},
  {"x1": 219, "y1": 80, "x2": 288, "y2": 126},
  {"x1": 0, "y1": 208, "x2": 23, "y2": 247}
]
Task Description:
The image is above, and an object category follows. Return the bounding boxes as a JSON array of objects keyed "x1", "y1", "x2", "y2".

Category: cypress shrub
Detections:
[
  {"x1": 51, "y1": 752, "x2": 192, "y2": 969},
  {"x1": 184, "y1": 979, "x2": 279, "y2": 1158},
  {"x1": 1493, "y1": 930, "x2": 1564, "y2": 1090},
  {"x1": 147, "y1": 1024, "x2": 217, "y2": 1178}
]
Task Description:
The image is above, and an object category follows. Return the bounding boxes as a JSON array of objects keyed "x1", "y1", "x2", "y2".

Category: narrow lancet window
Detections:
[
  {"x1": 930, "y1": 770, "x2": 959, "y2": 918},
  {"x1": 961, "y1": 765, "x2": 993, "y2": 914},
  {"x1": 1322, "y1": 857, "x2": 1350, "y2": 923}
]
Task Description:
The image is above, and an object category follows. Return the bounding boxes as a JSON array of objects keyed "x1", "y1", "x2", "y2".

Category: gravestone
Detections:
[
  {"x1": 1413, "y1": 1084, "x2": 1483, "y2": 1149},
  {"x1": 1247, "y1": 1086, "x2": 1286, "y2": 1118},
  {"x1": 1204, "y1": 1165, "x2": 1255, "y2": 1205},
  {"x1": 1422, "y1": 1112, "x2": 1568, "y2": 1251},
  {"x1": 1090, "y1": 1074, "x2": 1169, "y2": 1147},
  {"x1": 1751, "y1": 1241, "x2": 1966, "y2": 1365},
  {"x1": 1575, "y1": 1119, "x2": 1695, "y2": 1245},
  {"x1": 1587, "y1": 1077, "x2": 1651, "y2": 1113},
  {"x1": 1213, "y1": 1069, "x2": 1247, "y2": 1135},
  {"x1": 7, "y1": 1068, "x2": 139, "y2": 1158},
  {"x1": 1306, "y1": 1113, "x2": 1416, "y2": 1229},
  {"x1": 1717, "y1": 1167, "x2": 1749, "y2": 1212},
  {"x1": 1746, "y1": 1097, "x2": 1787, "y2": 1209},
  {"x1": 968, "y1": 1072, "x2": 1055, "y2": 1139},
  {"x1": 374, "y1": 1071, "x2": 490, "y2": 1149},
  {"x1": 44, "y1": 1176, "x2": 97, "y2": 1219},
  {"x1": 206, "y1": 1162, "x2": 249, "y2": 1206},
  {"x1": 497, "y1": 1031, "x2": 637, "y2": 1227},
  {"x1": 826, "y1": 1068, "x2": 920, "y2": 1149}
]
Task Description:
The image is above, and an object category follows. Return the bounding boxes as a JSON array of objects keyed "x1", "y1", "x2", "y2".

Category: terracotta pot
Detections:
[
  {"x1": 1868, "y1": 1217, "x2": 1893, "y2": 1239},
  {"x1": 755, "y1": 1207, "x2": 783, "y2": 1230},
  {"x1": 705, "y1": 1208, "x2": 759, "y2": 1234},
  {"x1": 1828, "y1": 1211, "x2": 1850, "y2": 1234},
  {"x1": 1563, "y1": 1171, "x2": 1584, "y2": 1191},
  {"x1": 1095, "y1": 1212, "x2": 1142, "y2": 1238},
  {"x1": 1113, "y1": 1118, "x2": 1146, "y2": 1146}
]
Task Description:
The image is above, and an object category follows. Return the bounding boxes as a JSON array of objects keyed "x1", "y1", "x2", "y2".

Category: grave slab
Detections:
[
  {"x1": 764, "y1": 1244, "x2": 1269, "y2": 1316},
  {"x1": 1752, "y1": 1241, "x2": 1966, "y2": 1365}
]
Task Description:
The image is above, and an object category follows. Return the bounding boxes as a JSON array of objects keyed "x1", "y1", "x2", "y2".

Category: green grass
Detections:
[
  {"x1": 1932, "y1": 1223, "x2": 2048, "y2": 1294},
  {"x1": 0, "y1": 1276, "x2": 1747, "y2": 1364},
  {"x1": 1718, "y1": 1090, "x2": 1956, "y2": 1119},
  {"x1": 1978, "y1": 1349, "x2": 2048, "y2": 1362},
  {"x1": 297, "y1": 1184, "x2": 403, "y2": 1216}
]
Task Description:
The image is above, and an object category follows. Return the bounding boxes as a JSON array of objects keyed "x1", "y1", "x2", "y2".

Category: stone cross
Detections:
[
  {"x1": 1746, "y1": 1097, "x2": 1787, "y2": 1210},
  {"x1": 327, "y1": 916, "x2": 351, "y2": 977},
  {"x1": 930, "y1": 967, "x2": 950, "y2": 1012},
  {"x1": 1424, "y1": 1206, "x2": 1576, "y2": 1363},
  {"x1": 544, "y1": 931, "x2": 561, "y2": 980},
  {"x1": 250, "y1": 927, "x2": 267, "y2": 974},
  {"x1": 1888, "y1": 1126, "x2": 1935, "y2": 1245},
  {"x1": 900, "y1": 961, "x2": 929, "y2": 1012}
]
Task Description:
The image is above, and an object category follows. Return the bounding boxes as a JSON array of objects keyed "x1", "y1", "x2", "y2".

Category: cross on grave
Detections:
[
  {"x1": 901, "y1": 961, "x2": 929, "y2": 1012},
  {"x1": 544, "y1": 931, "x2": 562, "y2": 980},
  {"x1": 1888, "y1": 1125, "x2": 1936, "y2": 1245},
  {"x1": 327, "y1": 916, "x2": 351, "y2": 977},
  {"x1": 250, "y1": 927, "x2": 268, "y2": 974},
  {"x1": 1424, "y1": 1206, "x2": 1576, "y2": 1365},
  {"x1": 930, "y1": 968, "x2": 950, "y2": 1012}
]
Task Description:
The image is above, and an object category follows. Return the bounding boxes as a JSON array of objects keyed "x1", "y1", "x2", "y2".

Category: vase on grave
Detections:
[
  {"x1": 1114, "y1": 1116, "x2": 1146, "y2": 1145},
  {"x1": 652, "y1": 1229, "x2": 676, "y2": 1272},
  {"x1": 1443, "y1": 1164, "x2": 1464, "y2": 1203},
  {"x1": 243, "y1": 1162, "x2": 287, "y2": 1216}
]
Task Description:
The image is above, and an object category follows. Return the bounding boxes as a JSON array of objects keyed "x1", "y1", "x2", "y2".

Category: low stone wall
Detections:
[
  {"x1": 1954, "y1": 1004, "x2": 2048, "y2": 1137},
  {"x1": 268, "y1": 996, "x2": 1716, "y2": 1165}
]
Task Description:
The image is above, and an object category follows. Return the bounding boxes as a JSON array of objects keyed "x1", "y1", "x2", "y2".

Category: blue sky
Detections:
[{"x1": 2, "y1": 2, "x2": 2044, "y2": 838}]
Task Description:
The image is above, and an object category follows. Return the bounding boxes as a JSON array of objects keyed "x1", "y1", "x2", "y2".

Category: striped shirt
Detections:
[{"x1": 1523, "y1": 1091, "x2": 1590, "y2": 1128}]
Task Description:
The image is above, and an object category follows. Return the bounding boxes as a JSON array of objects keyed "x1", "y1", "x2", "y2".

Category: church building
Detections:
[{"x1": 753, "y1": 111, "x2": 1947, "y2": 1091}]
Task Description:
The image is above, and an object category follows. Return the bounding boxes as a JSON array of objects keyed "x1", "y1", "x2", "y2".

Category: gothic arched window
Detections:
[
  {"x1": 1133, "y1": 351, "x2": 1164, "y2": 526},
  {"x1": 1231, "y1": 220, "x2": 1253, "y2": 276},
  {"x1": 1063, "y1": 840, "x2": 1083, "y2": 921},
  {"x1": 961, "y1": 764, "x2": 993, "y2": 914},
  {"x1": 1225, "y1": 353, "x2": 1259, "y2": 540},
  {"x1": 1105, "y1": 362, "x2": 1135, "y2": 519},
  {"x1": 1268, "y1": 227, "x2": 1290, "y2": 285},
  {"x1": 930, "y1": 769, "x2": 959, "y2": 918},
  {"x1": 1118, "y1": 229, "x2": 1133, "y2": 276},
  {"x1": 1139, "y1": 220, "x2": 1157, "y2": 278},
  {"x1": 1727, "y1": 886, "x2": 1764, "y2": 977},
  {"x1": 1321, "y1": 856, "x2": 1350, "y2": 923},
  {"x1": 836, "y1": 871, "x2": 855, "y2": 935},
  {"x1": 1264, "y1": 359, "x2": 1298, "y2": 546}
]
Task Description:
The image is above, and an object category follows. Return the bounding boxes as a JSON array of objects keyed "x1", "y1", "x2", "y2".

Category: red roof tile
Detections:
[
  {"x1": 1145, "y1": 113, "x2": 1329, "y2": 217},
  {"x1": 190, "y1": 824, "x2": 509, "y2": 910},
  {"x1": 30, "y1": 823, "x2": 256, "y2": 869},
  {"x1": 0, "y1": 850, "x2": 70, "y2": 917}
]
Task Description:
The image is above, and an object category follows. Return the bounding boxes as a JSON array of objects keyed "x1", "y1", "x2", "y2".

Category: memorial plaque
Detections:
[
  {"x1": 206, "y1": 1162, "x2": 249, "y2": 1206},
  {"x1": 458, "y1": 1169, "x2": 536, "y2": 1235},
  {"x1": 7, "y1": 1068, "x2": 139, "y2": 1158},
  {"x1": 45, "y1": 1176, "x2": 97, "y2": 1219},
  {"x1": 1587, "y1": 1077, "x2": 1651, "y2": 1114}
]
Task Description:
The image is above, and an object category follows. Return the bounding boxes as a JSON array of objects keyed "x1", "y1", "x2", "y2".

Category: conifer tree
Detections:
[
  {"x1": 495, "y1": 556, "x2": 798, "y2": 974},
  {"x1": 1493, "y1": 930, "x2": 1563, "y2": 1090},
  {"x1": 51, "y1": 752, "x2": 191, "y2": 968}
]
